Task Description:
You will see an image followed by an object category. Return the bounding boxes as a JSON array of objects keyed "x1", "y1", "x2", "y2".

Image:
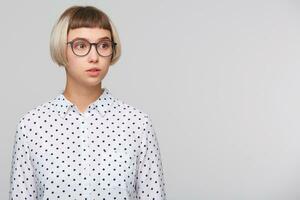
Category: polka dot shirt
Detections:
[{"x1": 8, "y1": 87, "x2": 167, "y2": 200}]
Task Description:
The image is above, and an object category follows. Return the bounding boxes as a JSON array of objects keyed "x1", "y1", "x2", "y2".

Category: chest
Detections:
[{"x1": 27, "y1": 114, "x2": 141, "y2": 192}]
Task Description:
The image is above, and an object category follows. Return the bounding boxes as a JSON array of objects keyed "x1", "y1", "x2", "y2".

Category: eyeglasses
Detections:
[{"x1": 66, "y1": 38, "x2": 117, "y2": 57}]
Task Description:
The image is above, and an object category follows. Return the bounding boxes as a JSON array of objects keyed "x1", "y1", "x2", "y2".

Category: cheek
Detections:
[
  {"x1": 103, "y1": 60, "x2": 111, "y2": 69},
  {"x1": 102, "y1": 56, "x2": 112, "y2": 67},
  {"x1": 101, "y1": 61, "x2": 111, "y2": 74},
  {"x1": 66, "y1": 50, "x2": 81, "y2": 68}
]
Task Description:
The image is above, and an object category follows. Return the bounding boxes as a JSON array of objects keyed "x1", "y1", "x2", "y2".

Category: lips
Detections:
[{"x1": 86, "y1": 68, "x2": 100, "y2": 72}]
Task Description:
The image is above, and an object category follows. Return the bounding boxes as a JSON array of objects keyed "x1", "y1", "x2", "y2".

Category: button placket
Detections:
[{"x1": 79, "y1": 112, "x2": 92, "y2": 198}]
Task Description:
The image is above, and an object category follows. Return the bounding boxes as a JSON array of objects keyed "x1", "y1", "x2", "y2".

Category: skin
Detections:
[{"x1": 62, "y1": 27, "x2": 112, "y2": 114}]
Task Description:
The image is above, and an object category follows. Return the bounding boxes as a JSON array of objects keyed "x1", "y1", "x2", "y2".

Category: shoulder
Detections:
[
  {"x1": 16, "y1": 96, "x2": 57, "y2": 128},
  {"x1": 110, "y1": 97, "x2": 156, "y2": 141},
  {"x1": 110, "y1": 94, "x2": 153, "y2": 125}
]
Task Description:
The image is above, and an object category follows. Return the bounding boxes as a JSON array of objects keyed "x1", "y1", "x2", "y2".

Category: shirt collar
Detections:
[{"x1": 52, "y1": 87, "x2": 114, "y2": 119}]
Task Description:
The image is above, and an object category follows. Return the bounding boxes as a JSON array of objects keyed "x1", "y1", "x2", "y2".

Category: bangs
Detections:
[{"x1": 68, "y1": 6, "x2": 112, "y2": 33}]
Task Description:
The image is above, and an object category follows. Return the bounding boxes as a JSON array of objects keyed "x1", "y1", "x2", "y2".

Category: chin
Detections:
[{"x1": 80, "y1": 79, "x2": 101, "y2": 87}]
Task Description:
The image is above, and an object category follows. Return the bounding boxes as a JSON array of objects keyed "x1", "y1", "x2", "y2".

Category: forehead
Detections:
[{"x1": 67, "y1": 27, "x2": 111, "y2": 42}]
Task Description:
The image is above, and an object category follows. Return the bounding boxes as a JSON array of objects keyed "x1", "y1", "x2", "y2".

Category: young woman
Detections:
[{"x1": 8, "y1": 5, "x2": 166, "y2": 200}]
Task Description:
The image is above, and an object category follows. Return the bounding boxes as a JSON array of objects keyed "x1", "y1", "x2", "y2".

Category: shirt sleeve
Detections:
[
  {"x1": 135, "y1": 115, "x2": 167, "y2": 200},
  {"x1": 8, "y1": 119, "x2": 37, "y2": 200}
]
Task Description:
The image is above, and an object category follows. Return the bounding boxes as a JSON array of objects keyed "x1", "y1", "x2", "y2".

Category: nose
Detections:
[{"x1": 87, "y1": 44, "x2": 99, "y2": 62}]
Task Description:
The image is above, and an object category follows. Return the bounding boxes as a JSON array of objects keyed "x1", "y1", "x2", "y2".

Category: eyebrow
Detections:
[{"x1": 71, "y1": 36, "x2": 111, "y2": 42}]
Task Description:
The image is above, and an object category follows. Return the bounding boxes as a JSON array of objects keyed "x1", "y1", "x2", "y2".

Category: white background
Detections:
[{"x1": 1, "y1": 1, "x2": 300, "y2": 199}]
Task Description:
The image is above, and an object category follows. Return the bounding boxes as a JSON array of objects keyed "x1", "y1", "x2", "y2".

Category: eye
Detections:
[
  {"x1": 73, "y1": 40, "x2": 89, "y2": 50},
  {"x1": 98, "y1": 41, "x2": 112, "y2": 49}
]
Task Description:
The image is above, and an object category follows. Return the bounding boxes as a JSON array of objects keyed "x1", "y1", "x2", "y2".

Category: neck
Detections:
[{"x1": 62, "y1": 75, "x2": 104, "y2": 114}]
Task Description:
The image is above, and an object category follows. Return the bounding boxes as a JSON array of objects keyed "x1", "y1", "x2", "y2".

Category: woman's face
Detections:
[{"x1": 65, "y1": 27, "x2": 112, "y2": 87}]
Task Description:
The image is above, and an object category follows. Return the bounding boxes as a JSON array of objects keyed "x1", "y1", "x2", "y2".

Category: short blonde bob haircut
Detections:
[{"x1": 50, "y1": 5, "x2": 121, "y2": 67}]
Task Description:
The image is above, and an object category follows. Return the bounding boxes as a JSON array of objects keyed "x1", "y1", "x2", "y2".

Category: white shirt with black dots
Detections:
[{"x1": 8, "y1": 87, "x2": 167, "y2": 200}]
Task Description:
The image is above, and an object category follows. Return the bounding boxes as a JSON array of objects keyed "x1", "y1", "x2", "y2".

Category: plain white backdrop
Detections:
[{"x1": 1, "y1": 1, "x2": 300, "y2": 199}]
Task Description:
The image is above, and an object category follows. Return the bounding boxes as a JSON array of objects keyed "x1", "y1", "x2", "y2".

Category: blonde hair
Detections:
[{"x1": 50, "y1": 5, "x2": 121, "y2": 67}]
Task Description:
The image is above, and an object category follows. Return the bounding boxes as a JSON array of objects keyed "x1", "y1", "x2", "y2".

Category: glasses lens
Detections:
[
  {"x1": 72, "y1": 39, "x2": 90, "y2": 56},
  {"x1": 97, "y1": 40, "x2": 113, "y2": 56}
]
